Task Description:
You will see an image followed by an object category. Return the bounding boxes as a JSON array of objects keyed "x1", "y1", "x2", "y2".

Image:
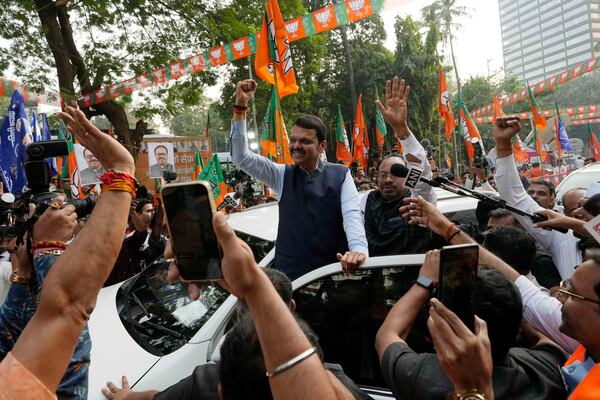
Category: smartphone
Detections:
[
  {"x1": 438, "y1": 244, "x2": 479, "y2": 331},
  {"x1": 161, "y1": 181, "x2": 222, "y2": 282}
]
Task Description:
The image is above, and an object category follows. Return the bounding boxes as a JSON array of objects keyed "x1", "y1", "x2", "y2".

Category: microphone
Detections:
[
  {"x1": 217, "y1": 192, "x2": 242, "y2": 211},
  {"x1": 390, "y1": 163, "x2": 441, "y2": 189}
]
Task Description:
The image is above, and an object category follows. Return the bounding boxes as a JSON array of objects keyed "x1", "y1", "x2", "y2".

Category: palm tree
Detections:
[{"x1": 422, "y1": 0, "x2": 470, "y2": 91}]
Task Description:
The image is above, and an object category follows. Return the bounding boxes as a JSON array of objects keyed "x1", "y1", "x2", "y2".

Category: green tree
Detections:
[
  {"x1": 392, "y1": 16, "x2": 440, "y2": 143},
  {"x1": 1, "y1": 0, "x2": 222, "y2": 158}
]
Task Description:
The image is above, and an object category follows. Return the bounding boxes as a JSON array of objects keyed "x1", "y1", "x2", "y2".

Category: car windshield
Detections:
[
  {"x1": 557, "y1": 171, "x2": 600, "y2": 200},
  {"x1": 116, "y1": 231, "x2": 274, "y2": 356}
]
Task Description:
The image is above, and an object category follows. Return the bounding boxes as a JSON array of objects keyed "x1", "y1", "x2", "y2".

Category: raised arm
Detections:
[
  {"x1": 493, "y1": 117, "x2": 580, "y2": 277},
  {"x1": 10, "y1": 107, "x2": 135, "y2": 391},
  {"x1": 211, "y1": 213, "x2": 353, "y2": 400},
  {"x1": 376, "y1": 77, "x2": 436, "y2": 204},
  {"x1": 230, "y1": 80, "x2": 284, "y2": 194}
]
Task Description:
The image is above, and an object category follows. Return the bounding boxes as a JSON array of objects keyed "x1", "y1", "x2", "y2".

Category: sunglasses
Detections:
[{"x1": 557, "y1": 280, "x2": 600, "y2": 305}]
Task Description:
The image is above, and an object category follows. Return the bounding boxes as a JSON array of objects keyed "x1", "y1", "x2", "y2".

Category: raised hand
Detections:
[
  {"x1": 235, "y1": 79, "x2": 258, "y2": 107},
  {"x1": 376, "y1": 77, "x2": 411, "y2": 138},
  {"x1": 399, "y1": 196, "x2": 452, "y2": 236},
  {"x1": 428, "y1": 299, "x2": 494, "y2": 399},
  {"x1": 492, "y1": 117, "x2": 521, "y2": 146},
  {"x1": 58, "y1": 107, "x2": 135, "y2": 175}
]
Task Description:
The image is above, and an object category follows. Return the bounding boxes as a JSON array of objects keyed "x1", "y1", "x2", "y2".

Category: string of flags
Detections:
[
  {"x1": 473, "y1": 104, "x2": 600, "y2": 124},
  {"x1": 471, "y1": 56, "x2": 599, "y2": 117}
]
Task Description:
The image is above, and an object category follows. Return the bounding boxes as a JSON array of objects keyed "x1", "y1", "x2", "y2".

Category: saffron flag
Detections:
[
  {"x1": 57, "y1": 121, "x2": 83, "y2": 199},
  {"x1": 352, "y1": 95, "x2": 368, "y2": 170},
  {"x1": 439, "y1": 66, "x2": 456, "y2": 142},
  {"x1": 554, "y1": 104, "x2": 573, "y2": 158},
  {"x1": 527, "y1": 84, "x2": 547, "y2": 130},
  {"x1": 261, "y1": 88, "x2": 292, "y2": 164},
  {"x1": 532, "y1": 124, "x2": 547, "y2": 163},
  {"x1": 589, "y1": 123, "x2": 600, "y2": 159},
  {"x1": 457, "y1": 94, "x2": 484, "y2": 161},
  {"x1": 0, "y1": 91, "x2": 30, "y2": 193},
  {"x1": 492, "y1": 95, "x2": 505, "y2": 122},
  {"x1": 512, "y1": 134, "x2": 529, "y2": 163},
  {"x1": 396, "y1": 137, "x2": 404, "y2": 154},
  {"x1": 191, "y1": 150, "x2": 205, "y2": 180},
  {"x1": 198, "y1": 153, "x2": 227, "y2": 206},
  {"x1": 255, "y1": 0, "x2": 299, "y2": 98},
  {"x1": 335, "y1": 105, "x2": 352, "y2": 165},
  {"x1": 375, "y1": 99, "x2": 387, "y2": 152}
]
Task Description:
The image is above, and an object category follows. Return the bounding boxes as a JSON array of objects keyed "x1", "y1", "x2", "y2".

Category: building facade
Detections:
[{"x1": 499, "y1": 0, "x2": 600, "y2": 82}]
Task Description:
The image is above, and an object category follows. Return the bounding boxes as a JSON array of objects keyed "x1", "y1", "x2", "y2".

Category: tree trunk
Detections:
[
  {"x1": 35, "y1": 0, "x2": 144, "y2": 160},
  {"x1": 340, "y1": 26, "x2": 358, "y2": 116}
]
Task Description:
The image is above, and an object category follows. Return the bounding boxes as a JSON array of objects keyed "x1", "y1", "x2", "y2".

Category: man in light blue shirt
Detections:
[{"x1": 230, "y1": 79, "x2": 368, "y2": 279}]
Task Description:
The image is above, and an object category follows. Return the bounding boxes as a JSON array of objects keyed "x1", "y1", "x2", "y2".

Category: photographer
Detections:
[
  {"x1": 0, "y1": 193, "x2": 90, "y2": 399},
  {"x1": 0, "y1": 106, "x2": 135, "y2": 399}
]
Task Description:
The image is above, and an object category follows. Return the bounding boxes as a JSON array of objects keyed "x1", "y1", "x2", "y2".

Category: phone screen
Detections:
[
  {"x1": 161, "y1": 182, "x2": 222, "y2": 282},
  {"x1": 439, "y1": 244, "x2": 479, "y2": 331}
]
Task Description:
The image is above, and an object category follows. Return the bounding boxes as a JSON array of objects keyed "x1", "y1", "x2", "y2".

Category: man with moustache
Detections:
[
  {"x1": 359, "y1": 78, "x2": 437, "y2": 256},
  {"x1": 230, "y1": 79, "x2": 368, "y2": 279}
]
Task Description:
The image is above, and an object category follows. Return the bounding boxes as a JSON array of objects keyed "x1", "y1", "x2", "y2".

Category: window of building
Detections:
[
  {"x1": 564, "y1": 13, "x2": 591, "y2": 28},
  {"x1": 569, "y1": 51, "x2": 593, "y2": 65},
  {"x1": 545, "y1": 51, "x2": 567, "y2": 63},
  {"x1": 566, "y1": 33, "x2": 591, "y2": 47},
  {"x1": 565, "y1": 24, "x2": 592, "y2": 38},
  {"x1": 542, "y1": 24, "x2": 565, "y2": 37},
  {"x1": 522, "y1": 34, "x2": 542, "y2": 47},
  {"x1": 544, "y1": 42, "x2": 566, "y2": 55},
  {"x1": 545, "y1": 60, "x2": 568, "y2": 72},
  {"x1": 567, "y1": 43, "x2": 592, "y2": 56},
  {"x1": 564, "y1": 5, "x2": 589, "y2": 20}
]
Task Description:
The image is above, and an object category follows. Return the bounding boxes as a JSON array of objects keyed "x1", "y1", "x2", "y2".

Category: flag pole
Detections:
[{"x1": 248, "y1": 56, "x2": 260, "y2": 139}]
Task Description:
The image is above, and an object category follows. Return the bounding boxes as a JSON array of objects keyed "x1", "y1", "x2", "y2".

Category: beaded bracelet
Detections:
[{"x1": 31, "y1": 240, "x2": 67, "y2": 250}]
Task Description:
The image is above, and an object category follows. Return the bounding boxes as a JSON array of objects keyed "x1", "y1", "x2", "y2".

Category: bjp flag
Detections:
[
  {"x1": 439, "y1": 66, "x2": 456, "y2": 142},
  {"x1": 589, "y1": 123, "x2": 600, "y2": 159},
  {"x1": 352, "y1": 95, "x2": 368, "y2": 170},
  {"x1": 457, "y1": 94, "x2": 484, "y2": 161},
  {"x1": 527, "y1": 84, "x2": 547, "y2": 131},
  {"x1": 255, "y1": 0, "x2": 299, "y2": 98}
]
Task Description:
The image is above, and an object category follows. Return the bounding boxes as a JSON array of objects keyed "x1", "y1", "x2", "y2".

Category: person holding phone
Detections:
[
  {"x1": 230, "y1": 80, "x2": 368, "y2": 278},
  {"x1": 375, "y1": 248, "x2": 567, "y2": 400}
]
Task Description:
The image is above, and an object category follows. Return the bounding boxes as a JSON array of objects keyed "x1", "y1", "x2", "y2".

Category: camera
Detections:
[{"x1": 21, "y1": 140, "x2": 96, "y2": 219}]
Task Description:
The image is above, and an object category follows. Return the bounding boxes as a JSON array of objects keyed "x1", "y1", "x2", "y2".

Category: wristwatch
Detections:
[{"x1": 414, "y1": 275, "x2": 434, "y2": 291}]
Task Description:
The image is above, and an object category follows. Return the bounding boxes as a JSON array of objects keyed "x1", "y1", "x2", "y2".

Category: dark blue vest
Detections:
[{"x1": 275, "y1": 162, "x2": 349, "y2": 280}]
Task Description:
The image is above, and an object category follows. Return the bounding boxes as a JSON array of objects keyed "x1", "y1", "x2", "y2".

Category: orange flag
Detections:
[
  {"x1": 492, "y1": 95, "x2": 505, "y2": 122},
  {"x1": 352, "y1": 95, "x2": 368, "y2": 170},
  {"x1": 439, "y1": 66, "x2": 456, "y2": 142},
  {"x1": 588, "y1": 123, "x2": 600, "y2": 159},
  {"x1": 457, "y1": 94, "x2": 484, "y2": 161},
  {"x1": 494, "y1": 94, "x2": 527, "y2": 163},
  {"x1": 255, "y1": 0, "x2": 299, "y2": 98},
  {"x1": 527, "y1": 84, "x2": 547, "y2": 130}
]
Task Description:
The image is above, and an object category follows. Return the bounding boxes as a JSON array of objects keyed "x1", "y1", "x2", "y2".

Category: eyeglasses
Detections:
[
  {"x1": 377, "y1": 172, "x2": 399, "y2": 180},
  {"x1": 557, "y1": 280, "x2": 600, "y2": 305}
]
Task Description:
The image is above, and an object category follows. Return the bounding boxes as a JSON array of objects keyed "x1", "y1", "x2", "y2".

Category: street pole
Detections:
[{"x1": 248, "y1": 56, "x2": 260, "y2": 142}]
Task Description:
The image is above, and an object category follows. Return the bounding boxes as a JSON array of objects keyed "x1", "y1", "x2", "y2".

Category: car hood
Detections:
[{"x1": 87, "y1": 282, "x2": 160, "y2": 400}]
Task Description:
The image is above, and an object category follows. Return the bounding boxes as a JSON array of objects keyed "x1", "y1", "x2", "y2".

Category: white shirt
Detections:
[
  {"x1": 515, "y1": 275, "x2": 579, "y2": 353},
  {"x1": 0, "y1": 252, "x2": 11, "y2": 306},
  {"x1": 495, "y1": 155, "x2": 581, "y2": 278},
  {"x1": 230, "y1": 119, "x2": 368, "y2": 256},
  {"x1": 359, "y1": 133, "x2": 437, "y2": 212}
]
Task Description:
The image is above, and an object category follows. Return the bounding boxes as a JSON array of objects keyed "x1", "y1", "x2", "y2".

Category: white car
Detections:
[
  {"x1": 555, "y1": 161, "x2": 600, "y2": 203},
  {"x1": 87, "y1": 188, "x2": 483, "y2": 400}
]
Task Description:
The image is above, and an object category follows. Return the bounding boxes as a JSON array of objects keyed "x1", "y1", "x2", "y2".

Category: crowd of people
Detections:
[{"x1": 0, "y1": 75, "x2": 599, "y2": 400}]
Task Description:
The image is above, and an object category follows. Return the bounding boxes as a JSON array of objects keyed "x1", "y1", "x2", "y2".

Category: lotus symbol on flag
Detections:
[
  {"x1": 154, "y1": 70, "x2": 163, "y2": 79},
  {"x1": 211, "y1": 49, "x2": 221, "y2": 60},
  {"x1": 190, "y1": 56, "x2": 200, "y2": 65},
  {"x1": 315, "y1": 10, "x2": 331, "y2": 25},
  {"x1": 83, "y1": 94, "x2": 91, "y2": 103},
  {"x1": 125, "y1": 80, "x2": 135, "y2": 89},
  {"x1": 233, "y1": 40, "x2": 246, "y2": 55},
  {"x1": 349, "y1": 0, "x2": 364, "y2": 12},
  {"x1": 440, "y1": 90, "x2": 450, "y2": 107},
  {"x1": 96, "y1": 90, "x2": 105, "y2": 99},
  {"x1": 286, "y1": 20, "x2": 299, "y2": 35},
  {"x1": 109, "y1": 86, "x2": 119, "y2": 96},
  {"x1": 172, "y1": 63, "x2": 180, "y2": 73}
]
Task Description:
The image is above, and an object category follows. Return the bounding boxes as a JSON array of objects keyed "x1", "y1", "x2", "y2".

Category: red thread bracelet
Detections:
[
  {"x1": 32, "y1": 241, "x2": 67, "y2": 250},
  {"x1": 444, "y1": 224, "x2": 457, "y2": 241}
]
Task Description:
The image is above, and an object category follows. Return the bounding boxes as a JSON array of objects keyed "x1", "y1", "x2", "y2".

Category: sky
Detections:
[
  {"x1": 5, "y1": 0, "x2": 505, "y2": 119},
  {"x1": 205, "y1": 0, "x2": 505, "y2": 100},
  {"x1": 381, "y1": 0, "x2": 504, "y2": 80}
]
